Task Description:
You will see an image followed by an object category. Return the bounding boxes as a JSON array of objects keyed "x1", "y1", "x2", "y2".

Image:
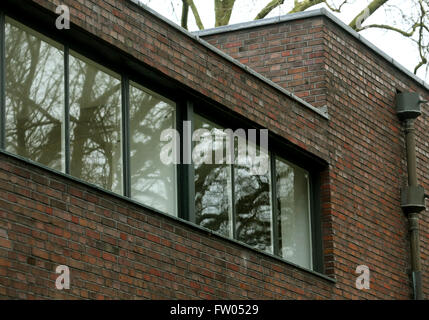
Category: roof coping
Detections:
[
  {"x1": 127, "y1": 0, "x2": 330, "y2": 119},
  {"x1": 195, "y1": 8, "x2": 429, "y2": 92}
]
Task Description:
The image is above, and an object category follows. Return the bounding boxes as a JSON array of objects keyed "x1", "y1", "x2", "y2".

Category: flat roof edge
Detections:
[
  {"x1": 195, "y1": 9, "x2": 326, "y2": 36},
  {"x1": 195, "y1": 8, "x2": 429, "y2": 92},
  {"x1": 127, "y1": 0, "x2": 329, "y2": 120}
]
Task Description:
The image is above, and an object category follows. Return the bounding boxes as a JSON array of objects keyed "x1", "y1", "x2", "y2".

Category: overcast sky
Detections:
[{"x1": 139, "y1": 0, "x2": 428, "y2": 83}]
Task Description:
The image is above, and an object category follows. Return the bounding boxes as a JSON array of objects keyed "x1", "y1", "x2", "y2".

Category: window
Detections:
[
  {"x1": 275, "y1": 157, "x2": 312, "y2": 269},
  {"x1": 0, "y1": 13, "x2": 321, "y2": 272},
  {"x1": 5, "y1": 18, "x2": 65, "y2": 171},
  {"x1": 192, "y1": 113, "x2": 315, "y2": 267},
  {"x1": 193, "y1": 113, "x2": 274, "y2": 254},
  {"x1": 130, "y1": 81, "x2": 177, "y2": 216},
  {"x1": 69, "y1": 51, "x2": 123, "y2": 194},
  {"x1": 193, "y1": 114, "x2": 274, "y2": 253}
]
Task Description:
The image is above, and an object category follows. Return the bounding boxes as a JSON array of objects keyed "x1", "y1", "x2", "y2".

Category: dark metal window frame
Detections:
[
  {"x1": 0, "y1": 2, "x2": 327, "y2": 273},
  {"x1": 192, "y1": 103, "x2": 325, "y2": 272}
]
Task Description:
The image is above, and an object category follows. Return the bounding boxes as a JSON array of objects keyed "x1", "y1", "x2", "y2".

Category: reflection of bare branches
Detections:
[
  {"x1": 195, "y1": 163, "x2": 231, "y2": 236},
  {"x1": 234, "y1": 165, "x2": 271, "y2": 251},
  {"x1": 193, "y1": 118, "x2": 233, "y2": 237},
  {"x1": 6, "y1": 18, "x2": 176, "y2": 207},
  {"x1": 129, "y1": 84, "x2": 176, "y2": 214},
  {"x1": 192, "y1": 116, "x2": 272, "y2": 249},
  {"x1": 68, "y1": 55, "x2": 122, "y2": 192},
  {"x1": 6, "y1": 20, "x2": 64, "y2": 170}
]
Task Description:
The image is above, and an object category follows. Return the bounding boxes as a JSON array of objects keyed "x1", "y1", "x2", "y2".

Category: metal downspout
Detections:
[
  {"x1": 396, "y1": 92, "x2": 427, "y2": 300},
  {"x1": 404, "y1": 119, "x2": 423, "y2": 300}
]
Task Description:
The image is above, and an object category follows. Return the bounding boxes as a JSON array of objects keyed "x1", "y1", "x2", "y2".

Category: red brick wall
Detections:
[
  {"x1": 202, "y1": 15, "x2": 429, "y2": 299},
  {"x1": 323, "y1": 17, "x2": 429, "y2": 299},
  {"x1": 0, "y1": 153, "x2": 336, "y2": 299},
  {"x1": 0, "y1": 0, "x2": 428, "y2": 300},
  {"x1": 202, "y1": 18, "x2": 327, "y2": 108}
]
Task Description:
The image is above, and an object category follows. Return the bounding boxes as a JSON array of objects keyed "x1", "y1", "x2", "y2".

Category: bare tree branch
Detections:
[
  {"x1": 358, "y1": 22, "x2": 421, "y2": 37},
  {"x1": 215, "y1": 0, "x2": 236, "y2": 27},
  {"x1": 323, "y1": 0, "x2": 348, "y2": 13},
  {"x1": 181, "y1": 0, "x2": 189, "y2": 29},
  {"x1": 349, "y1": 0, "x2": 389, "y2": 30},
  {"x1": 414, "y1": 0, "x2": 427, "y2": 73},
  {"x1": 255, "y1": 0, "x2": 349, "y2": 21},
  {"x1": 254, "y1": 0, "x2": 285, "y2": 20},
  {"x1": 184, "y1": 0, "x2": 204, "y2": 30},
  {"x1": 172, "y1": 0, "x2": 429, "y2": 80},
  {"x1": 289, "y1": 0, "x2": 325, "y2": 14}
]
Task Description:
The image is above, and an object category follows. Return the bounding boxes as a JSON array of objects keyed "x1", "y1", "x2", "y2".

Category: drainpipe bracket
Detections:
[
  {"x1": 396, "y1": 92, "x2": 423, "y2": 121},
  {"x1": 401, "y1": 185, "x2": 426, "y2": 214}
]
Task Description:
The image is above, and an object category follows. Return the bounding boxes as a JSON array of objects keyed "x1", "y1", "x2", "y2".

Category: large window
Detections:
[
  {"x1": 0, "y1": 13, "x2": 320, "y2": 271},
  {"x1": 192, "y1": 113, "x2": 313, "y2": 265}
]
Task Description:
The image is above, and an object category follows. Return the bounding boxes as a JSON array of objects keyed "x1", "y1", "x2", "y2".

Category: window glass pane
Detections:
[
  {"x1": 276, "y1": 157, "x2": 312, "y2": 269},
  {"x1": 5, "y1": 18, "x2": 65, "y2": 171},
  {"x1": 235, "y1": 138, "x2": 272, "y2": 253},
  {"x1": 129, "y1": 82, "x2": 177, "y2": 216},
  {"x1": 194, "y1": 115, "x2": 233, "y2": 237},
  {"x1": 69, "y1": 51, "x2": 122, "y2": 194}
]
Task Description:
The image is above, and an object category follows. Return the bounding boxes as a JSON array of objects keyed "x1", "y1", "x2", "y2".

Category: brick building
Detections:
[{"x1": 0, "y1": 0, "x2": 428, "y2": 300}]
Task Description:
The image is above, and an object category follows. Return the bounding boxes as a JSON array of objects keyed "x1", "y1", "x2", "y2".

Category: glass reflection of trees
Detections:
[
  {"x1": 276, "y1": 158, "x2": 312, "y2": 269},
  {"x1": 5, "y1": 18, "x2": 177, "y2": 211},
  {"x1": 130, "y1": 83, "x2": 176, "y2": 216},
  {"x1": 234, "y1": 140, "x2": 272, "y2": 253},
  {"x1": 6, "y1": 18, "x2": 123, "y2": 194},
  {"x1": 5, "y1": 19, "x2": 65, "y2": 171},
  {"x1": 194, "y1": 115, "x2": 233, "y2": 238},
  {"x1": 194, "y1": 115, "x2": 272, "y2": 253},
  {"x1": 69, "y1": 52, "x2": 122, "y2": 194},
  {"x1": 4, "y1": 16, "x2": 312, "y2": 267}
]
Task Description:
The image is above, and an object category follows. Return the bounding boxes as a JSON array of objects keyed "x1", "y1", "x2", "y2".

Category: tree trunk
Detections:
[{"x1": 215, "y1": 0, "x2": 236, "y2": 27}]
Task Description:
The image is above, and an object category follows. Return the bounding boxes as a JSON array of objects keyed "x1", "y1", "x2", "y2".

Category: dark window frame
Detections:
[
  {"x1": 192, "y1": 103, "x2": 325, "y2": 272},
  {"x1": 0, "y1": 1, "x2": 326, "y2": 273}
]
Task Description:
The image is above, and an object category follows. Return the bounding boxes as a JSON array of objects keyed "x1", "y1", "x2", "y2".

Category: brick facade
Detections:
[
  {"x1": 202, "y1": 17, "x2": 327, "y2": 109},
  {"x1": 0, "y1": 0, "x2": 428, "y2": 299},
  {"x1": 201, "y1": 13, "x2": 429, "y2": 299}
]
